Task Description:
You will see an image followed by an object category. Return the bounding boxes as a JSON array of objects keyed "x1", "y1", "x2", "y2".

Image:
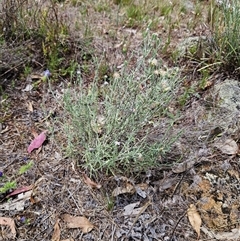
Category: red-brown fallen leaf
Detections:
[
  {"x1": 0, "y1": 217, "x2": 16, "y2": 238},
  {"x1": 61, "y1": 214, "x2": 94, "y2": 233},
  {"x1": 6, "y1": 185, "x2": 33, "y2": 198},
  {"x1": 82, "y1": 173, "x2": 101, "y2": 189},
  {"x1": 28, "y1": 130, "x2": 47, "y2": 153},
  {"x1": 51, "y1": 219, "x2": 61, "y2": 241}
]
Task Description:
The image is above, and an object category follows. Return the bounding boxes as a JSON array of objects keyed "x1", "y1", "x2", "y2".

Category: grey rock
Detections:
[{"x1": 205, "y1": 79, "x2": 240, "y2": 136}]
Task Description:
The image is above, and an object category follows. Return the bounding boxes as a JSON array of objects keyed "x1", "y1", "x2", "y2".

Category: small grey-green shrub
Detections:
[{"x1": 62, "y1": 31, "x2": 181, "y2": 176}]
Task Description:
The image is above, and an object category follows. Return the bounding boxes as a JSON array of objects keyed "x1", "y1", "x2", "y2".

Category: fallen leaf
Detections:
[
  {"x1": 82, "y1": 173, "x2": 101, "y2": 189},
  {"x1": 61, "y1": 239, "x2": 74, "y2": 241},
  {"x1": 201, "y1": 226, "x2": 240, "y2": 240},
  {"x1": 112, "y1": 183, "x2": 135, "y2": 196},
  {"x1": 28, "y1": 130, "x2": 47, "y2": 153},
  {"x1": 153, "y1": 177, "x2": 178, "y2": 192},
  {"x1": 51, "y1": 219, "x2": 61, "y2": 241},
  {"x1": 6, "y1": 185, "x2": 33, "y2": 198},
  {"x1": 0, "y1": 190, "x2": 32, "y2": 211},
  {"x1": 172, "y1": 159, "x2": 195, "y2": 173},
  {"x1": 0, "y1": 217, "x2": 16, "y2": 238},
  {"x1": 187, "y1": 204, "x2": 202, "y2": 239},
  {"x1": 123, "y1": 202, "x2": 141, "y2": 216},
  {"x1": 61, "y1": 214, "x2": 94, "y2": 233},
  {"x1": 214, "y1": 138, "x2": 238, "y2": 155},
  {"x1": 27, "y1": 101, "x2": 33, "y2": 112},
  {"x1": 3, "y1": 191, "x2": 32, "y2": 210}
]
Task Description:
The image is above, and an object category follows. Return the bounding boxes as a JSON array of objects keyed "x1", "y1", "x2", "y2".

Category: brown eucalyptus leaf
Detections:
[
  {"x1": 187, "y1": 204, "x2": 202, "y2": 239},
  {"x1": 61, "y1": 214, "x2": 93, "y2": 234}
]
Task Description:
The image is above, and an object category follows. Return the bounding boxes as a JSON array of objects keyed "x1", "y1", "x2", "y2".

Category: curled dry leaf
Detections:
[
  {"x1": 82, "y1": 173, "x2": 101, "y2": 189},
  {"x1": 187, "y1": 204, "x2": 202, "y2": 239},
  {"x1": 61, "y1": 214, "x2": 94, "y2": 234},
  {"x1": 28, "y1": 130, "x2": 47, "y2": 153},
  {"x1": 112, "y1": 183, "x2": 135, "y2": 197},
  {"x1": 153, "y1": 177, "x2": 178, "y2": 192},
  {"x1": 51, "y1": 219, "x2": 61, "y2": 241},
  {"x1": 214, "y1": 138, "x2": 239, "y2": 155},
  {"x1": 0, "y1": 217, "x2": 16, "y2": 238}
]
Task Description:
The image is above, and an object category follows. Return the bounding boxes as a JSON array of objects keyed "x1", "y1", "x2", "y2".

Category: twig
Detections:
[
  {"x1": 126, "y1": 201, "x2": 151, "y2": 236},
  {"x1": 0, "y1": 60, "x2": 26, "y2": 77},
  {"x1": 169, "y1": 210, "x2": 187, "y2": 241}
]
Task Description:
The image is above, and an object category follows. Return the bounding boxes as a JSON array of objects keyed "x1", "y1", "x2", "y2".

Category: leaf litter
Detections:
[{"x1": 0, "y1": 190, "x2": 32, "y2": 211}]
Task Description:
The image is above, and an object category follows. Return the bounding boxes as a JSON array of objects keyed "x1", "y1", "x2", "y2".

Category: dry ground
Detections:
[{"x1": 1, "y1": 1, "x2": 240, "y2": 240}]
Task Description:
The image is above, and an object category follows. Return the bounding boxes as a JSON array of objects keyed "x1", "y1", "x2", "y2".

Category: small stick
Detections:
[
  {"x1": 126, "y1": 201, "x2": 151, "y2": 236},
  {"x1": 169, "y1": 210, "x2": 187, "y2": 241}
]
